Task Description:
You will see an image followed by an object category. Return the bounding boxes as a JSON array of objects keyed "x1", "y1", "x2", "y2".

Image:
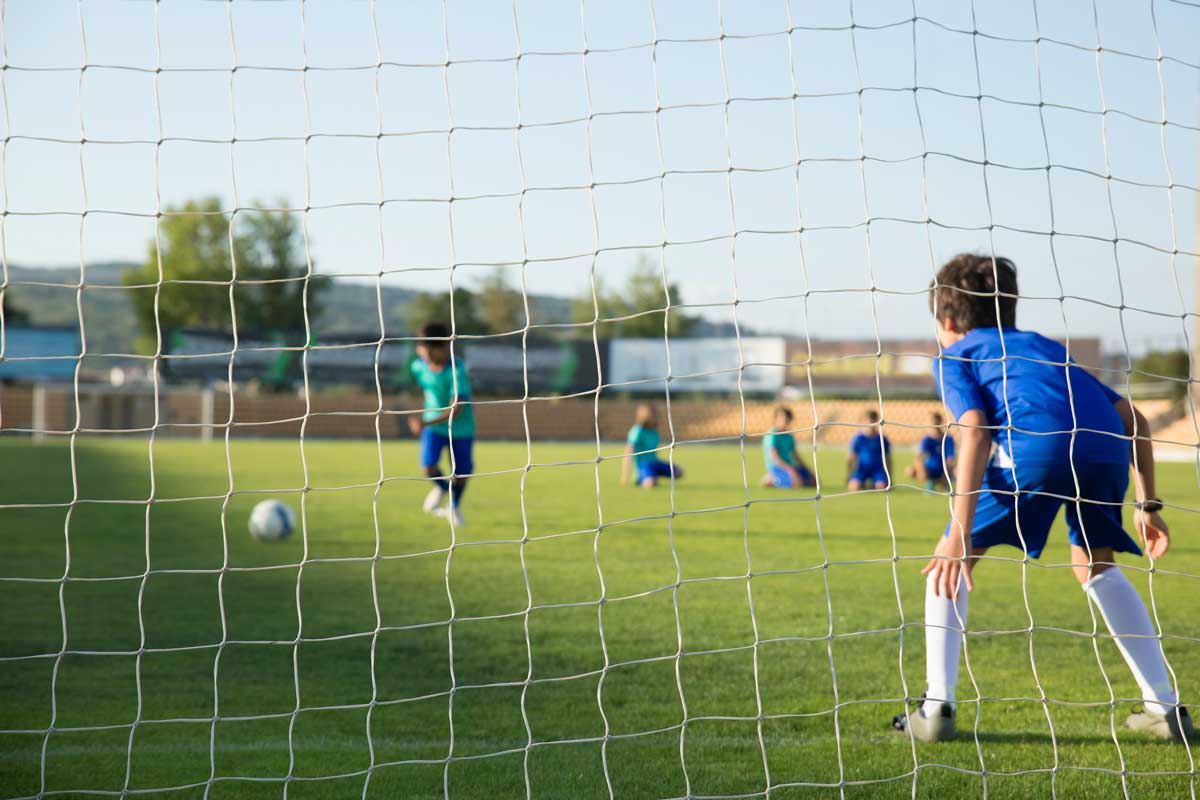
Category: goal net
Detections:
[{"x1": 1, "y1": 0, "x2": 1198, "y2": 798}]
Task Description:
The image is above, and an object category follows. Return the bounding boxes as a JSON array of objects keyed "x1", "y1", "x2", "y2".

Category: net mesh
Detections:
[{"x1": 1, "y1": 0, "x2": 1199, "y2": 797}]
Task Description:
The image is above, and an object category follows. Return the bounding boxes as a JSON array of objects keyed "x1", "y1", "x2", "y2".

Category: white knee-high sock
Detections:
[
  {"x1": 924, "y1": 572, "x2": 968, "y2": 715},
  {"x1": 1085, "y1": 567, "x2": 1177, "y2": 715}
]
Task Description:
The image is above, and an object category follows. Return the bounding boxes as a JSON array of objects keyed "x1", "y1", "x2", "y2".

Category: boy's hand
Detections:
[
  {"x1": 1135, "y1": 509, "x2": 1170, "y2": 560},
  {"x1": 406, "y1": 416, "x2": 424, "y2": 435},
  {"x1": 921, "y1": 524, "x2": 975, "y2": 599}
]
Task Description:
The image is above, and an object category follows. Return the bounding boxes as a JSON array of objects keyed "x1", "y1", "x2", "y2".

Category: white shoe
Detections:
[
  {"x1": 435, "y1": 505, "x2": 465, "y2": 527},
  {"x1": 422, "y1": 487, "x2": 446, "y2": 514}
]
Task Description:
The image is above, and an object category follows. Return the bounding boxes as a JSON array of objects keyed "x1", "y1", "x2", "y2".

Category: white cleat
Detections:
[
  {"x1": 435, "y1": 505, "x2": 465, "y2": 527},
  {"x1": 422, "y1": 487, "x2": 446, "y2": 514}
]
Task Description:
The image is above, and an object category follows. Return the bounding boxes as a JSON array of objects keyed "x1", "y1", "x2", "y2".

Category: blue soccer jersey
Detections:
[
  {"x1": 920, "y1": 433, "x2": 955, "y2": 475},
  {"x1": 850, "y1": 430, "x2": 890, "y2": 472},
  {"x1": 933, "y1": 328, "x2": 1126, "y2": 469}
]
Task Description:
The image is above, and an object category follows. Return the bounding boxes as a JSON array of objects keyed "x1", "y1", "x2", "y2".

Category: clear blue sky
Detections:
[{"x1": 3, "y1": 0, "x2": 1198, "y2": 354}]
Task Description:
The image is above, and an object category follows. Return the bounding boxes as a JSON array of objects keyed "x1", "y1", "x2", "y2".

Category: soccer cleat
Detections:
[
  {"x1": 893, "y1": 697, "x2": 956, "y2": 743},
  {"x1": 422, "y1": 487, "x2": 446, "y2": 514},
  {"x1": 1124, "y1": 706, "x2": 1193, "y2": 741},
  {"x1": 435, "y1": 505, "x2": 466, "y2": 528}
]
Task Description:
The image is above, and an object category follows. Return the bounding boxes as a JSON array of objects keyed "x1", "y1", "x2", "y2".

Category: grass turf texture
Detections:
[{"x1": 1, "y1": 437, "x2": 1198, "y2": 799}]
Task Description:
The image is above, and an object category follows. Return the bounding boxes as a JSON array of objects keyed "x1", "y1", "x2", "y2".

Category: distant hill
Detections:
[{"x1": 3, "y1": 263, "x2": 746, "y2": 359}]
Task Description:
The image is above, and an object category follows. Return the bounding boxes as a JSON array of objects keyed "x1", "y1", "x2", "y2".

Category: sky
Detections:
[{"x1": 2, "y1": 0, "x2": 1198, "y2": 356}]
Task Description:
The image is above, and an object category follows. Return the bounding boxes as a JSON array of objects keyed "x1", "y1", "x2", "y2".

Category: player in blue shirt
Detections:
[
  {"x1": 846, "y1": 409, "x2": 892, "y2": 491},
  {"x1": 407, "y1": 321, "x2": 474, "y2": 528},
  {"x1": 905, "y1": 411, "x2": 956, "y2": 491},
  {"x1": 760, "y1": 406, "x2": 816, "y2": 489},
  {"x1": 621, "y1": 403, "x2": 684, "y2": 488},
  {"x1": 899, "y1": 254, "x2": 1186, "y2": 743}
]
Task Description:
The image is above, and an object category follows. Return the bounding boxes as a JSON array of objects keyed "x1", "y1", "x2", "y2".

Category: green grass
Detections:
[{"x1": 2, "y1": 436, "x2": 1199, "y2": 799}]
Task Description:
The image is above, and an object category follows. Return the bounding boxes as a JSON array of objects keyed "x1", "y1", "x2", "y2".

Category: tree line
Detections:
[{"x1": 105, "y1": 196, "x2": 700, "y2": 345}]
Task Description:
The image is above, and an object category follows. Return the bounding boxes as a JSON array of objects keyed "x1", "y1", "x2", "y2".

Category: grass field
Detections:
[{"x1": 2, "y1": 435, "x2": 1200, "y2": 799}]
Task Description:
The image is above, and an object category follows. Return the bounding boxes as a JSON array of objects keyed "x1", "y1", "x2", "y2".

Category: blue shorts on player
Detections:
[
  {"x1": 950, "y1": 462, "x2": 1140, "y2": 558},
  {"x1": 850, "y1": 465, "x2": 889, "y2": 486},
  {"x1": 769, "y1": 464, "x2": 814, "y2": 488},
  {"x1": 637, "y1": 459, "x2": 679, "y2": 484},
  {"x1": 420, "y1": 428, "x2": 474, "y2": 475}
]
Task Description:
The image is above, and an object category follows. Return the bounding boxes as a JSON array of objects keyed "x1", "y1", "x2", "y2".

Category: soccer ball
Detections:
[{"x1": 248, "y1": 499, "x2": 296, "y2": 542}]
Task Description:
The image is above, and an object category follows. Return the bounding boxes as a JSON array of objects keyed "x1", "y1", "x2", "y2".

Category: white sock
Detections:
[
  {"x1": 924, "y1": 571, "x2": 968, "y2": 716},
  {"x1": 1085, "y1": 568, "x2": 1178, "y2": 715}
]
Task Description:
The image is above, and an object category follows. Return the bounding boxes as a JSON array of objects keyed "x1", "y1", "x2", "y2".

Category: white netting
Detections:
[{"x1": 1, "y1": 0, "x2": 1199, "y2": 798}]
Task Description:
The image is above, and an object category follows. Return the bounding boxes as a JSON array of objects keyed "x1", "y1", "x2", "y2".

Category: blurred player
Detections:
[
  {"x1": 407, "y1": 321, "x2": 473, "y2": 527},
  {"x1": 906, "y1": 411, "x2": 956, "y2": 491},
  {"x1": 761, "y1": 405, "x2": 816, "y2": 488},
  {"x1": 846, "y1": 409, "x2": 892, "y2": 491},
  {"x1": 621, "y1": 403, "x2": 684, "y2": 488},
  {"x1": 900, "y1": 253, "x2": 1188, "y2": 743}
]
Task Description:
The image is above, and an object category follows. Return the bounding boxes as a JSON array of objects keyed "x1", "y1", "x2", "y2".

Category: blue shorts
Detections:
[
  {"x1": 947, "y1": 462, "x2": 1140, "y2": 559},
  {"x1": 924, "y1": 459, "x2": 946, "y2": 478},
  {"x1": 769, "y1": 464, "x2": 813, "y2": 488},
  {"x1": 636, "y1": 459, "x2": 679, "y2": 484},
  {"x1": 420, "y1": 429, "x2": 474, "y2": 475},
  {"x1": 851, "y1": 465, "x2": 889, "y2": 485}
]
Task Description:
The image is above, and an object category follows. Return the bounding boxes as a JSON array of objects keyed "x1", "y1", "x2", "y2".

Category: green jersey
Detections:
[
  {"x1": 410, "y1": 357, "x2": 475, "y2": 438},
  {"x1": 626, "y1": 424, "x2": 660, "y2": 467},
  {"x1": 763, "y1": 428, "x2": 797, "y2": 470}
]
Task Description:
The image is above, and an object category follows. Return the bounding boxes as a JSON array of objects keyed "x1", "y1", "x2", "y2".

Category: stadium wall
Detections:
[{"x1": 0, "y1": 384, "x2": 1176, "y2": 447}]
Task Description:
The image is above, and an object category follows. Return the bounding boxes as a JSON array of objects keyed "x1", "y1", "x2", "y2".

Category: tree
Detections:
[
  {"x1": 123, "y1": 197, "x2": 328, "y2": 352},
  {"x1": 405, "y1": 286, "x2": 489, "y2": 336},
  {"x1": 571, "y1": 255, "x2": 698, "y2": 338},
  {"x1": 1, "y1": 293, "x2": 30, "y2": 324},
  {"x1": 1132, "y1": 349, "x2": 1190, "y2": 401},
  {"x1": 476, "y1": 268, "x2": 526, "y2": 334}
]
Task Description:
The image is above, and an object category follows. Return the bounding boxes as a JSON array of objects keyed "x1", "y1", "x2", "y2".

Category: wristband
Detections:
[{"x1": 1138, "y1": 498, "x2": 1164, "y2": 514}]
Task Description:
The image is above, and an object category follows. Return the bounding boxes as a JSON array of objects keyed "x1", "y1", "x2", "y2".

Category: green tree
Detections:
[
  {"x1": 476, "y1": 268, "x2": 526, "y2": 334},
  {"x1": 123, "y1": 197, "x2": 328, "y2": 352},
  {"x1": 1132, "y1": 349, "x2": 1190, "y2": 400},
  {"x1": 571, "y1": 256, "x2": 698, "y2": 338},
  {"x1": 405, "y1": 286, "x2": 489, "y2": 336},
  {"x1": 2, "y1": 293, "x2": 31, "y2": 324}
]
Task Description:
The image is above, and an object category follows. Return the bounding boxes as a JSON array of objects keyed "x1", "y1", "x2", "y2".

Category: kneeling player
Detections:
[
  {"x1": 761, "y1": 406, "x2": 815, "y2": 488},
  {"x1": 906, "y1": 411, "x2": 956, "y2": 491},
  {"x1": 903, "y1": 254, "x2": 1188, "y2": 743},
  {"x1": 407, "y1": 321, "x2": 474, "y2": 527},
  {"x1": 847, "y1": 409, "x2": 892, "y2": 490},
  {"x1": 621, "y1": 403, "x2": 684, "y2": 488}
]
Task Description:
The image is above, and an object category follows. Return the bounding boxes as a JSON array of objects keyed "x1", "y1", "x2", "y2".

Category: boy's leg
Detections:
[
  {"x1": 923, "y1": 546, "x2": 985, "y2": 716},
  {"x1": 1077, "y1": 545, "x2": 1178, "y2": 715},
  {"x1": 447, "y1": 437, "x2": 474, "y2": 509},
  {"x1": 420, "y1": 429, "x2": 450, "y2": 511}
]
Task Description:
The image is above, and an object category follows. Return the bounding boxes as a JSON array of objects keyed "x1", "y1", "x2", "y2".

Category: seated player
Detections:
[
  {"x1": 846, "y1": 409, "x2": 892, "y2": 491},
  {"x1": 407, "y1": 321, "x2": 473, "y2": 527},
  {"x1": 621, "y1": 403, "x2": 683, "y2": 488},
  {"x1": 761, "y1": 405, "x2": 816, "y2": 488},
  {"x1": 906, "y1": 411, "x2": 956, "y2": 491},
  {"x1": 901, "y1": 253, "x2": 1188, "y2": 743}
]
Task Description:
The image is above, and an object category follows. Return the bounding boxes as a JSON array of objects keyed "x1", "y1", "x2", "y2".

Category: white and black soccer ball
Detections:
[{"x1": 248, "y1": 499, "x2": 296, "y2": 542}]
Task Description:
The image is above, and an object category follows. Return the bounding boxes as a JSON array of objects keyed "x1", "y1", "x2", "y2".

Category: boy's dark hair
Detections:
[
  {"x1": 930, "y1": 253, "x2": 1018, "y2": 331},
  {"x1": 865, "y1": 409, "x2": 880, "y2": 423},
  {"x1": 418, "y1": 321, "x2": 451, "y2": 343},
  {"x1": 931, "y1": 411, "x2": 944, "y2": 425},
  {"x1": 774, "y1": 405, "x2": 794, "y2": 422}
]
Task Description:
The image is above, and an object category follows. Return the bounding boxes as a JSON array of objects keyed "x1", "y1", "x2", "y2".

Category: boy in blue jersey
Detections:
[
  {"x1": 846, "y1": 410, "x2": 892, "y2": 490},
  {"x1": 906, "y1": 411, "x2": 956, "y2": 491},
  {"x1": 407, "y1": 321, "x2": 474, "y2": 528},
  {"x1": 761, "y1": 406, "x2": 816, "y2": 488},
  {"x1": 621, "y1": 403, "x2": 684, "y2": 488},
  {"x1": 900, "y1": 254, "x2": 1186, "y2": 743}
]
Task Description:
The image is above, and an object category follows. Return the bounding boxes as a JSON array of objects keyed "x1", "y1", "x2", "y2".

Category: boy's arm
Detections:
[
  {"x1": 621, "y1": 444, "x2": 634, "y2": 486},
  {"x1": 1114, "y1": 398, "x2": 1170, "y2": 559},
  {"x1": 770, "y1": 447, "x2": 801, "y2": 480},
  {"x1": 923, "y1": 408, "x2": 990, "y2": 598}
]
